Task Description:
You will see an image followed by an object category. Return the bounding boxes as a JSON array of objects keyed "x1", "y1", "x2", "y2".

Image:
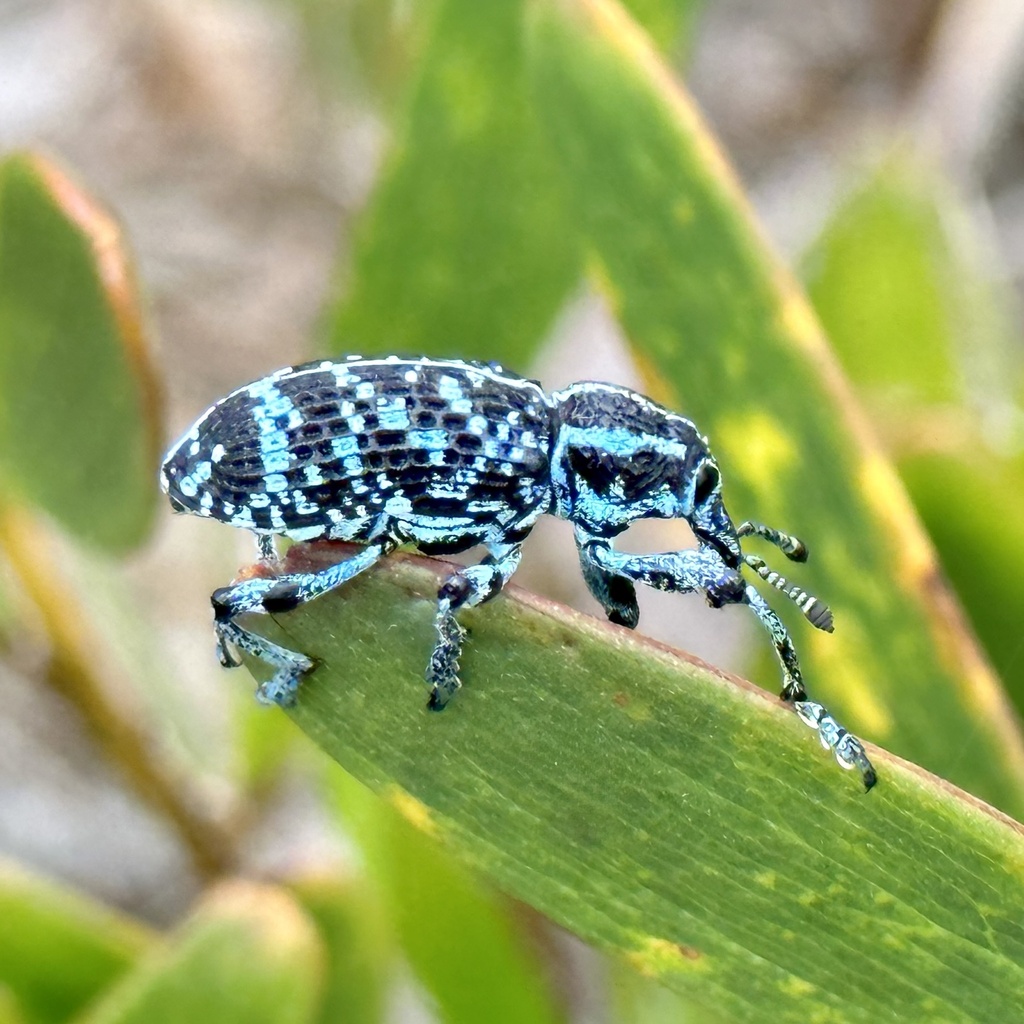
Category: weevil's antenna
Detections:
[
  {"x1": 737, "y1": 521, "x2": 808, "y2": 562},
  {"x1": 743, "y1": 553, "x2": 834, "y2": 632}
]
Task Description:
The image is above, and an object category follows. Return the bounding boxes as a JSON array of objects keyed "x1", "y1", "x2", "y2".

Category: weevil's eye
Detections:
[{"x1": 693, "y1": 462, "x2": 719, "y2": 506}]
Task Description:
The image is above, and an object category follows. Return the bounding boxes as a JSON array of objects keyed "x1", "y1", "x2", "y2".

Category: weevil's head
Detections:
[{"x1": 549, "y1": 382, "x2": 742, "y2": 567}]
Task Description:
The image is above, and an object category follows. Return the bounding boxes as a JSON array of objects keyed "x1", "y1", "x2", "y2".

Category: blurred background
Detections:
[{"x1": 2, "y1": 0, "x2": 1024, "y2": 1021}]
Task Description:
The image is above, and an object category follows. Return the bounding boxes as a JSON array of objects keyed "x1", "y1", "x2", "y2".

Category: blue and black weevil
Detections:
[{"x1": 161, "y1": 355, "x2": 876, "y2": 789}]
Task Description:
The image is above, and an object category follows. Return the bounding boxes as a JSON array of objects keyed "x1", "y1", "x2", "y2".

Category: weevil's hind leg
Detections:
[
  {"x1": 211, "y1": 539, "x2": 394, "y2": 708},
  {"x1": 426, "y1": 541, "x2": 524, "y2": 710},
  {"x1": 214, "y1": 620, "x2": 315, "y2": 707},
  {"x1": 742, "y1": 584, "x2": 876, "y2": 790}
]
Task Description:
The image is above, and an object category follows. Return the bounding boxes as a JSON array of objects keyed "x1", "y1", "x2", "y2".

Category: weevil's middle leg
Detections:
[{"x1": 427, "y1": 542, "x2": 524, "y2": 710}]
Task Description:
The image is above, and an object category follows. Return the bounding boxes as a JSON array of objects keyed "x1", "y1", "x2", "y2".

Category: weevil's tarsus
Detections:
[{"x1": 795, "y1": 701, "x2": 877, "y2": 791}]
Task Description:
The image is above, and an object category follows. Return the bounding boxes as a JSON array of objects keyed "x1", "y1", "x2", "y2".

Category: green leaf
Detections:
[
  {"x1": 889, "y1": 450, "x2": 1024, "y2": 722},
  {"x1": 0, "y1": 859, "x2": 154, "y2": 1024},
  {"x1": 76, "y1": 884, "x2": 323, "y2": 1024},
  {"x1": 0, "y1": 988, "x2": 27, "y2": 1024},
  {"x1": 610, "y1": 960, "x2": 719, "y2": 1024},
  {"x1": 323, "y1": 0, "x2": 580, "y2": 366},
  {"x1": 619, "y1": 0, "x2": 704, "y2": 51},
  {"x1": 525, "y1": 0, "x2": 1024, "y2": 816},
  {"x1": 802, "y1": 162, "x2": 1024, "y2": 714},
  {"x1": 328, "y1": 770, "x2": 565, "y2": 1024},
  {"x1": 802, "y1": 161, "x2": 961, "y2": 405},
  {"x1": 291, "y1": 876, "x2": 391, "y2": 1024},
  {"x1": 239, "y1": 546, "x2": 1024, "y2": 1024},
  {"x1": 0, "y1": 152, "x2": 160, "y2": 552}
]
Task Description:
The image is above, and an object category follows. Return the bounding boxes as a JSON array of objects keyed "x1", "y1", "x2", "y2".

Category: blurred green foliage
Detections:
[
  {"x1": 0, "y1": 862, "x2": 154, "y2": 1024},
  {"x1": 75, "y1": 885, "x2": 323, "y2": 1024},
  {"x1": 326, "y1": 0, "x2": 581, "y2": 365},
  {"x1": 1, "y1": 1, "x2": 1024, "y2": 1023},
  {"x1": 804, "y1": 159, "x2": 1024, "y2": 714},
  {"x1": 0, "y1": 154, "x2": 159, "y2": 553}
]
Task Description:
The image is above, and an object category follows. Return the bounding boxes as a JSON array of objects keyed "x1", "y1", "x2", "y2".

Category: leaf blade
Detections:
[
  {"x1": 0, "y1": 859, "x2": 155, "y2": 1024},
  {"x1": 0, "y1": 153, "x2": 161, "y2": 551},
  {"x1": 76, "y1": 884, "x2": 323, "y2": 1024},
  {"x1": 240, "y1": 546, "x2": 1024, "y2": 1024},
  {"x1": 324, "y1": 0, "x2": 580, "y2": 368}
]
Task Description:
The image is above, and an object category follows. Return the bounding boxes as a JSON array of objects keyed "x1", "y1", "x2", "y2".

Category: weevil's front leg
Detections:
[
  {"x1": 583, "y1": 539, "x2": 876, "y2": 789},
  {"x1": 742, "y1": 584, "x2": 876, "y2": 789},
  {"x1": 576, "y1": 533, "x2": 640, "y2": 629},
  {"x1": 211, "y1": 539, "x2": 393, "y2": 707},
  {"x1": 580, "y1": 537, "x2": 747, "y2": 609},
  {"x1": 427, "y1": 542, "x2": 524, "y2": 710}
]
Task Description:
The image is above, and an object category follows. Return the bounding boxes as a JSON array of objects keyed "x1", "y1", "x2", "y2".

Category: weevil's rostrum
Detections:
[{"x1": 161, "y1": 355, "x2": 876, "y2": 790}]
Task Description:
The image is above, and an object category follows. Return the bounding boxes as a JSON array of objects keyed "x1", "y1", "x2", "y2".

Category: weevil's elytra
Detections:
[{"x1": 161, "y1": 355, "x2": 876, "y2": 790}]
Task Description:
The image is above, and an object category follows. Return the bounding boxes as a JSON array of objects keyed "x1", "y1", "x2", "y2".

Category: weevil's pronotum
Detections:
[{"x1": 161, "y1": 355, "x2": 876, "y2": 789}]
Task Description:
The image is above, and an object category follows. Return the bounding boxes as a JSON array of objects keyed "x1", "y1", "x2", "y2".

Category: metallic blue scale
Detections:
[{"x1": 161, "y1": 356, "x2": 876, "y2": 790}]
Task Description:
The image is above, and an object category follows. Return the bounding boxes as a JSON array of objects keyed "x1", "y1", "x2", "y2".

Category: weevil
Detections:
[{"x1": 161, "y1": 355, "x2": 876, "y2": 789}]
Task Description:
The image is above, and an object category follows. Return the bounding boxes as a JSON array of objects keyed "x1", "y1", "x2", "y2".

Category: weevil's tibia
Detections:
[
  {"x1": 743, "y1": 584, "x2": 875, "y2": 790},
  {"x1": 743, "y1": 553, "x2": 834, "y2": 632},
  {"x1": 737, "y1": 521, "x2": 808, "y2": 562},
  {"x1": 426, "y1": 596, "x2": 467, "y2": 710}
]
